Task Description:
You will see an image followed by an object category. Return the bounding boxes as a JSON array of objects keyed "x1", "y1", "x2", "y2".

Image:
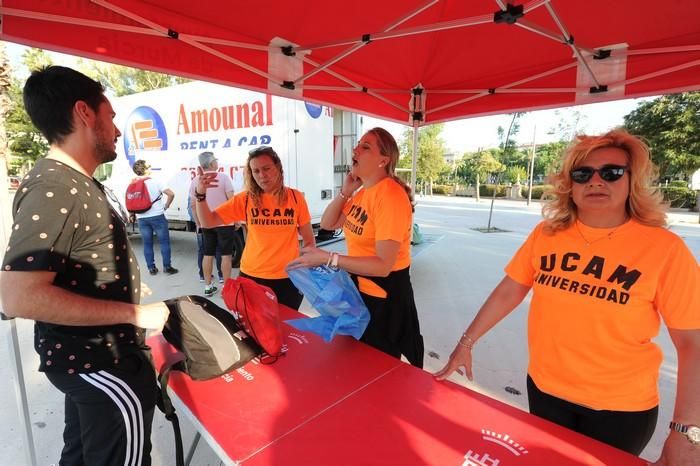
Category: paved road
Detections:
[{"x1": 1, "y1": 195, "x2": 698, "y2": 465}]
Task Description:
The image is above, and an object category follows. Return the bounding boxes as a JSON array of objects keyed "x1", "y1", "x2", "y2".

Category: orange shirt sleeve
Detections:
[
  {"x1": 295, "y1": 189, "x2": 311, "y2": 226},
  {"x1": 504, "y1": 222, "x2": 544, "y2": 286}
]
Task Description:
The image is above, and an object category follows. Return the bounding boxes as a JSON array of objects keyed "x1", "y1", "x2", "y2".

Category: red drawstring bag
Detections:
[{"x1": 222, "y1": 277, "x2": 283, "y2": 359}]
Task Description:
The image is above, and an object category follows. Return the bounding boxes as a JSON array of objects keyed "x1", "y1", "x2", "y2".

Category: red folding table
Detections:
[{"x1": 148, "y1": 307, "x2": 646, "y2": 466}]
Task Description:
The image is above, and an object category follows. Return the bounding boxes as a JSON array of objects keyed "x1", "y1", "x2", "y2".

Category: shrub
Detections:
[
  {"x1": 478, "y1": 184, "x2": 507, "y2": 197},
  {"x1": 660, "y1": 186, "x2": 697, "y2": 208},
  {"x1": 431, "y1": 184, "x2": 451, "y2": 195},
  {"x1": 523, "y1": 185, "x2": 552, "y2": 200}
]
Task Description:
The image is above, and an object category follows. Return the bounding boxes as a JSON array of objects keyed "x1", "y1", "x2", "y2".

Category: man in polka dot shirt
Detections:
[{"x1": 0, "y1": 66, "x2": 169, "y2": 466}]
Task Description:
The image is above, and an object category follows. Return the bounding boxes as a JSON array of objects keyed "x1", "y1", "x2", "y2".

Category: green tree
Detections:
[
  {"x1": 533, "y1": 141, "x2": 569, "y2": 182},
  {"x1": 496, "y1": 112, "x2": 529, "y2": 170},
  {"x1": 22, "y1": 48, "x2": 53, "y2": 71},
  {"x1": 623, "y1": 92, "x2": 700, "y2": 180},
  {"x1": 5, "y1": 50, "x2": 52, "y2": 172},
  {"x1": 398, "y1": 124, "x2": 448, "y2": 192},
  {"x1": 77, "y1": 59, "x2": 189, "y2": 96},
  {"x1": 504, "y1": 166, "x2": 527, "y2": 184},
  {"x1": 1, "y1": 42, "x2": 11, "y2": 173},
  {"x1": 456, "y1": 149, "x2": 504, "y2": 201}
]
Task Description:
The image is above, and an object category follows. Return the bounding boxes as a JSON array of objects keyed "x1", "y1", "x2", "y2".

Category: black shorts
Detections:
[{"x1": 201, "y1": 225, "x2": 236, "y2": 255}]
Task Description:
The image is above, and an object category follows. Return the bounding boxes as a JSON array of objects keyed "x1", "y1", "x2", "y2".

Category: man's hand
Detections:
[
  {"x1": 140, "y1": 282, "x2": 153, "y2": 298},
  {"x1": 133, "y1": 302, "x2": 169, "y2": 330},
  {"x1": 195, "y1": 167, "x2": 220, "y2": 194}
]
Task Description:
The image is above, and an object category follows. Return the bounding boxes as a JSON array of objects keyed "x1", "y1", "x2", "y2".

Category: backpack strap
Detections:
[
  {"x1": 145, "y1": 178, "x2": 164, "y2": 204},
  {"x1": 139, "y1": 177, "x2": 163, "y2": 205},
  {"x1": 157, "y1": 352, "x2": 187, "y2": 466}
]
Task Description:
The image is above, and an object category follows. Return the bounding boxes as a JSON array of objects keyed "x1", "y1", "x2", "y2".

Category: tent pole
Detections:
[
  {"x1": 1, "y1": 103, "x2": 37, "y2": 464},
  {"x1": 411, "y1": 126, "x2": 418, "y2": 193},
  {"x1": 7, "y1": 319, "x2": 38, "y2": 466}
]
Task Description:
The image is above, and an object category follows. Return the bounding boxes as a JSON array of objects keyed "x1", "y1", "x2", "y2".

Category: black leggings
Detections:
[
  {"x1": 239, "y1": 271, "x2": 304, "y2": 310},
  {"x1": 527, "y1": 375, "x2": 657, "y2": 455}
]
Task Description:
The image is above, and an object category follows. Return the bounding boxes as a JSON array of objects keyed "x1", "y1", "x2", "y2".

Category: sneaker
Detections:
[
  {"x1": 149, "y1": 267, "x2": 158, "y2": 275},
  {"x1": 218, "y1": 276, "x2": 225, "y2": 284},
  {"x1": 199, "y1": 275, "x2": 205, "y2": 283},
  {"x1": 164, "y1": 266, "x2": 179, "y2": 275},
  {"x1": 204, "y1": 285, "x2": 218, "y2": 297}
]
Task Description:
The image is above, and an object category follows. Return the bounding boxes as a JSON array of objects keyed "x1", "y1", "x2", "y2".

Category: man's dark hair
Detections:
[{"x1": 23, "y1": 66, "x2": 106, "y2": 144}]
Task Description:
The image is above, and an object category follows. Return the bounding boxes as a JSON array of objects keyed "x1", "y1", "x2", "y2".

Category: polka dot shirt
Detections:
[{"x1": 2, "y1": 159, "x2": 145, "y2": 373}]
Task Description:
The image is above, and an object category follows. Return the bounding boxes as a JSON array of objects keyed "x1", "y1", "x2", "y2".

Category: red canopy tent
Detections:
[
  {"x1": 1, "y1": 2, "x2": 700, "y2": 464},
  {"x1": 2, "y1": 0, "x2": 700, "y2": 127}
]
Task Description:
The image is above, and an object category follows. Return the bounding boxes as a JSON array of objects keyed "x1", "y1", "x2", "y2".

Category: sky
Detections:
[
  {"x1": 5, "y1": 42, "x2": 650, "y2": 155},
  {"x1": 363, "y1": 97, "x2": 647, "y2": 155}
]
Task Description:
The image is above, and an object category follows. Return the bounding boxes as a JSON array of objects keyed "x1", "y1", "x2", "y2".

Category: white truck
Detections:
[{"x1": 97, "y1": 81, "x2": 353, "y2": 236}]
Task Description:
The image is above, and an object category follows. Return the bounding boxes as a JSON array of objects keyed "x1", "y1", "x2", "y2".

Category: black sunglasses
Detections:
[
  {"x1": 95, "y1": 180, "x2": 130, "y2": 225},
  {"x1": 570, "y1": 164, "x2": 628, "y2": 184},
  {"x1": 248, "y1": 145, "x2": 276, "y2": 157}
]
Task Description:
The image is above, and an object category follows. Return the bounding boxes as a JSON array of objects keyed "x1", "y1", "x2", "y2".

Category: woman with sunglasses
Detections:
[
  {"x1": 436, "y1": 129, "x2": 700, "y2": 464},
  {"x1": 194, "y1": 146, "x2": 315, "y2": 309},
  {"x1": 287, "y1": 128, "x2": 424, "y2": 368}
]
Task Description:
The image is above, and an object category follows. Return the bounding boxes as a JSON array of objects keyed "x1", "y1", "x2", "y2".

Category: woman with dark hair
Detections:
[
  {"x1": 288, "y1": 128, "x2": 424, "y2": 368},
  {"x1": 194, "y1": 146, "x2": 314, "y2": 309},
  {"x1": 435, "y1": 129, "x2": 700, "y2": 464}
]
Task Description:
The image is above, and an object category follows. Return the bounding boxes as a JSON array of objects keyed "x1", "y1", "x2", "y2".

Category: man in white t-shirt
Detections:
[
  {"x1": 190, "y1": 152, "x2": 235, "y2": 296},
  {"x1": 132, "y1": 159, "x2": 178, "y2": 275}
]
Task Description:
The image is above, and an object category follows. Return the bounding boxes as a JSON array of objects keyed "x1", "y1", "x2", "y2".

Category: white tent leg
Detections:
[
  {"x1": 1, "y1": 105, "x2": 37, "y2": 465},
  {"x1": 411, "y1": 127, "x2": 418, "y2": 193},
  {"x1": 8, "y1": 319, "x2": 37, "y2": 466}
]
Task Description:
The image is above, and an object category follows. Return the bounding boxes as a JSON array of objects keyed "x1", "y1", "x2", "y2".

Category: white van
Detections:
[{"x1": 98, "y1": 80, "x2": 351, "y2": 232}]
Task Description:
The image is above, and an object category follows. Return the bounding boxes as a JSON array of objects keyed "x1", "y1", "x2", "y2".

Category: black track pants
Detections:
[{"x1": 45, "y1": 352, "x2": 157, "y2": 466}]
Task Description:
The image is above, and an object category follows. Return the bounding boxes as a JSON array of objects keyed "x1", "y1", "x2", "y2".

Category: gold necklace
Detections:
[{"x1": 574, "y1": 221, "x2": 624, "y2": 247}]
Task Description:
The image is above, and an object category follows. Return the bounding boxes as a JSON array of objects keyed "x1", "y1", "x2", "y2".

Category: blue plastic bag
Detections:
[{"x1": 286, "y1": 266, "x2": 370, "y2": 342}]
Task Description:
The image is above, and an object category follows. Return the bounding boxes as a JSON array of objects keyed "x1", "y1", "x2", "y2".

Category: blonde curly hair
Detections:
[{"x1": 542, "y1": 129, "x2": 666, "y2": 234}]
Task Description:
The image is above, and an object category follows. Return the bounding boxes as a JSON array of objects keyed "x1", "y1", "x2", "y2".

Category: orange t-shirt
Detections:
[
  {"x1": 216, "y1": 188, "x2": 311, "y2": 279},
  {"x1": 342, "y1": 177, "x2": 413, "y2": 297},
  {"x1": 506, "y1": 219, "x2": 700, "y2": 411}
]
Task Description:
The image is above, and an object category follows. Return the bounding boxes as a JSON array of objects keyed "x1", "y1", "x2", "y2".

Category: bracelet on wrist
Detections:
[
  {"x1": 458, "y1": 333, "x2": 475, "y2": 350},
  {"x1": 194, "y1": 190, "x2": 206, "y2": 202},
  {"x1": 330, "y1": 252, "x2": 340, "y2": 270},
  {"x1": 325, "y1": 250, "x2": 333, "y2": 267},
  {"x1": 338, "y1": 191, "x2": 350, "y2": 201}
]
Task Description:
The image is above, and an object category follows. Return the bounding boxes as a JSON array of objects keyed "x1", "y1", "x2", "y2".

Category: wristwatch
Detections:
[{"x1": 669, "y1": 421, "x2": 700, "y2": 445}]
